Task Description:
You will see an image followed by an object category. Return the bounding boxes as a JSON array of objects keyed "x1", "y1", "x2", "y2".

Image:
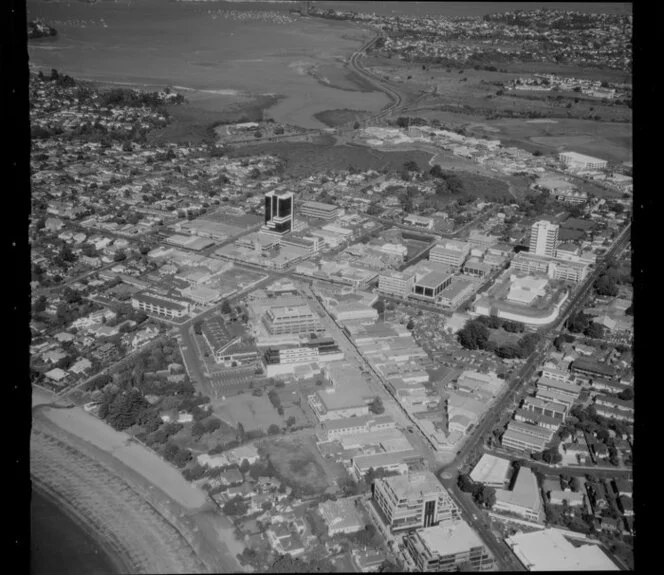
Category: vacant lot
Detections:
[
  {"x1": 229, "y1": 138, "x2": 433, "y2": 178},
  {"x1": 212, "y1": 394, "x2": 281, "y2": 432},
  {"x1": 260, "y1": 435, "x2": 342, "y2": 496}
]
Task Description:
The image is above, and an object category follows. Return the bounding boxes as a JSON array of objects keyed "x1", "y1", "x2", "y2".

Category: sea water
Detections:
[{"x1": 31, "y1": 489, "x2": 122, "y2": 575}]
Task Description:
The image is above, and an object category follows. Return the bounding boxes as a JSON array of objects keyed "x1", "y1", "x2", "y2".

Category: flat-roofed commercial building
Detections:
[
  {"x1": 571, "y1": 357, "x2": 618, "y2": 382},
  {"x1": 429, "y1": 240, "x2": 471, "y2": 268},
  {"x1": 263, "y1": 338, "x2": 343, "y2": 376},
  {"x1": 372, "y1": 472, "x2": 460, "y2": 533},
  {"x1": 502, "y1": 421, "x2": 554, "y2": 453},
  {"x1": 470, "y1": 454, "x2": 511, "y2": 488},
  {"x1": 300, "y1": 200, "x2": 340, "y2": 221},
  {"x1": 506, "y1": 528, "x2": 619, "y2": 571},
  {"x1": 131, "y1": 291, "x2": 189, "y2": 319},
  {"x1": 552, "y1": 260, "x2": 589, "y2": 282},
  {"x1": 537, "y1": 376, "x2": 580, "y2": 400},
  {"x1": 438, "y1": 277, "x2": 475, "y2": 309},
  {"x1": 279, "y1": 234, "x2": 321, "y2": 255},
  {"x1": 510, "y1": 252, "x2": 551, "y2": 275},
  {"x1": 463, "y1": 258, "x2": 493, "y2": 278},
  {"x1": 322, "y1": 414, "x2": 396, "y2": 440},
  {"x1": 413, "y1": 270, "x2": 454, "y2": 301},
  {"x1": 559, "y1": 151, "x2": 608, "y2": 171},
  {"x1": 535, "y1": 388, "x2": 576, "y2": 409},
  {"x1": 468, "y1": 230, "x2": 499, "y2": 250},
  {"x1": 405, "y1": 521, "x2": 494, "y2": 572},
  {"x1": 352, "y1": 450, "x2": 423, "y2": 482},
  {"x1": 378, "y1": 270, "x2": 416, "y2": 297},
  {"x1": 513, "y1": 409, "x2": 562, "y2": 432},
  {"x1": 494, "y1": 466, "x2": 543, "y2": 523},
  {"x1": 404, "y1": 214, "x2": 434, "y2": 230},
  {"x1": 521, "y1": 396, "x2": 567, "y2": 420},
  {"x1": 262, "y1": 305, "x2": 323, "y2": 335}
]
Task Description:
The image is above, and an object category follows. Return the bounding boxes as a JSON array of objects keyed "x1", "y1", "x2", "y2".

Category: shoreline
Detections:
[
  {"x1": 31, "y1": 479, "x2": 132, "y2": 575},
  {"x1": 31, "y1": 418, "x2": 208, "y2": 573},
  {"x1": 31, "y1": 389, "x2": 247, "y2": 573}
]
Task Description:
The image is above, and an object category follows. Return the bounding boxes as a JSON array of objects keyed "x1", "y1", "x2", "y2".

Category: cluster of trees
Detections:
[
  {"x1": 222, "y1": 495, "x2": 250, "y2": 516},
  {"x1": 368, "y1": 397, "x2": 385, "y2": 415},
  {"x1": 267, "y1": 555, "x2": 335, "y2": 573},
  {"x1": 192, "y1": 417, "x2": 223, "y2": 439},
  {"x1": 268, "y1": 389, "x2": 285, "y2": 416},
  {"x1": 457, "y1": 317, "x2": 540, "y2": 359},
  {"x1": 98, "y1": 87, "x2": 183, "y2": 109},
  {"x1": 163, "y1": 441, "x2": 193, "y2": 468},
  {"x1": 457, "y1": 474, "x2": 497, "y2": 507},
  {"x1": 566, "y1": 312, "x2": 605, "y2": 339},
  {"x1": 532, "y1": 445, "x2": 563, "y2": 464},
  {"x1": 98, "y1": 388, "x2": 155, "y2": 431}
]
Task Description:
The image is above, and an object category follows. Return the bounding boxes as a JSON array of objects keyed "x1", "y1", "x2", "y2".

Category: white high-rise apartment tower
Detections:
[{"x1": 529, "y1": 220, "x2": 559, "y2": 258}]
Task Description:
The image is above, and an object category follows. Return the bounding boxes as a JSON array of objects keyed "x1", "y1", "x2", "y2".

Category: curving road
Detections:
[{"x1": 347, "y1": 31, "x2": 406, "y2": 122}]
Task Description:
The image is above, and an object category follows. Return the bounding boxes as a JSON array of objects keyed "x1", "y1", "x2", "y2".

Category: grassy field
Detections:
[
  {"x1": 260, "y1": 436, "x2": 338, "y2": 496},
  {"x1": 229, "y1": 139, "x2": 433, "y2": 178},
  {"x1": 212, "y1": 395, "x2": 282, "y2": 432},
  {"x1": 488, "y1": 329, "x2": 522, "y2": 347}
]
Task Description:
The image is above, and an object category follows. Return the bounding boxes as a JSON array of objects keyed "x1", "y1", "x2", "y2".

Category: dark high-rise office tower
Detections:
[{"x1": 263, "y1": 190, "x2": 294, "y2": 235}]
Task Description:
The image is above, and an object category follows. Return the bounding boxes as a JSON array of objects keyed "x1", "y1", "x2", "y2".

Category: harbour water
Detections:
[{"x1": 31, "y1": 488, "x2": 122, "y2": 575}]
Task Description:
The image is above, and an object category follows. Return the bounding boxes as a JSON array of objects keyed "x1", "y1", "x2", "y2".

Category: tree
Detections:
[
  {"x1": 542, "y1": 446, "x2": 562, "y2": 465},
  {"x1": 369, "y1": 397, "x2": 385, "y2": 415},
  {"x1": 457, "y1": 320, "x2": 490, "y2": 350},
  {"x1": 618, "y1": 388, "x2": 634, "y2": 401},
  {"x1": 584, "y1": 322, "x2": 604, "y2": 340},
  {"x1": 221, "y1": 300, "x2": 232, "y2": 315},
  {"x1": 353, "y1": 121, "x2": 361, "y2": 129},
  {"x1": 595, "y1": 274, "x2": 619, "y2": 297},
  {"x1": 457, "y1": 473, "x2": 475, "y2": 493},
  {"x1": 223, "y1": 495, "x2": 249, "y2": 516},
  {"x1": 474, "y1": 485, "x2": 496, "y2": 508},
  {"x1": 268, "y1": 424, "x2": 281, "y2": 436},
  {"x1": 567, "y1": 312, "x2": 591, "y2": 334},
  {"x1": 192, "y1": 420, "x2": 206, "y2": 438}
]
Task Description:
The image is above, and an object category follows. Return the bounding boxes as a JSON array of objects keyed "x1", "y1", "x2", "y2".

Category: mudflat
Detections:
[{"x1": 27, "y1": 0, "x2": 389, "y2": 128}]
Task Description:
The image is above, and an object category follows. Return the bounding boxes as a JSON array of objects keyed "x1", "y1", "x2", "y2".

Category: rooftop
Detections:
[
  {"x1": 379, "y1": 471, "x2": 446, "y2": 499},
  {"x1": 495, "y1": 467, "x2": 542, "y2": 514},
  {"x1": 415, "y1": 520, "x2": 487, "y2": 556},
  {"x1": 506, "y1": 528, "x2": 619, "y2": 571},
  {"x1": 470, "y1": 454, "x2": 511, "y2": 486}
]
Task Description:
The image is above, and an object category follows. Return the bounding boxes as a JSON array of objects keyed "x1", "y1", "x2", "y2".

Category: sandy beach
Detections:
[{"x1": 31, "y1": 388, "x2": 247, "y2": 573}]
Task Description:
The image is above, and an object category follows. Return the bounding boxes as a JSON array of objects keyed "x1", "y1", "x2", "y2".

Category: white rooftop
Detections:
[
  {"x1": 470, "y1": 454, "x2": 511, "y2": 487},
  {"x1": 506, "y1": 528, "x2": 619, "y2": 571},
  {"x1": 417, "y1": 520, "x2": 486, "y2": 556}
]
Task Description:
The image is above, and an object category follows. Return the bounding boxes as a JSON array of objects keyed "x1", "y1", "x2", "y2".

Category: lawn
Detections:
[
  {"x1": 212, "y1": 394, "x2": 282, "y2": 432},
  {"x1": 488, "y1": 329, "x2": 522, "y2": 347}
]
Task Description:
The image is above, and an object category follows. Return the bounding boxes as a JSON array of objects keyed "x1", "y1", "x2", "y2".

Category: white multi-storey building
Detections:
[{"x1": 529, "y1": 220, "x2": 559, "y2": 258}]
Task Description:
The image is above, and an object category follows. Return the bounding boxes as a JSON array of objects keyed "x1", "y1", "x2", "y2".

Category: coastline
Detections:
[
  {"x1": 31, "y1": 417, "x2": 208, "y2": 574},
  {"x1": 31, "y1": 479, "x2": 131, "y2": 575},
  {"x1": 31, "y1": 389, "x2": 247, "y2": 573}
]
